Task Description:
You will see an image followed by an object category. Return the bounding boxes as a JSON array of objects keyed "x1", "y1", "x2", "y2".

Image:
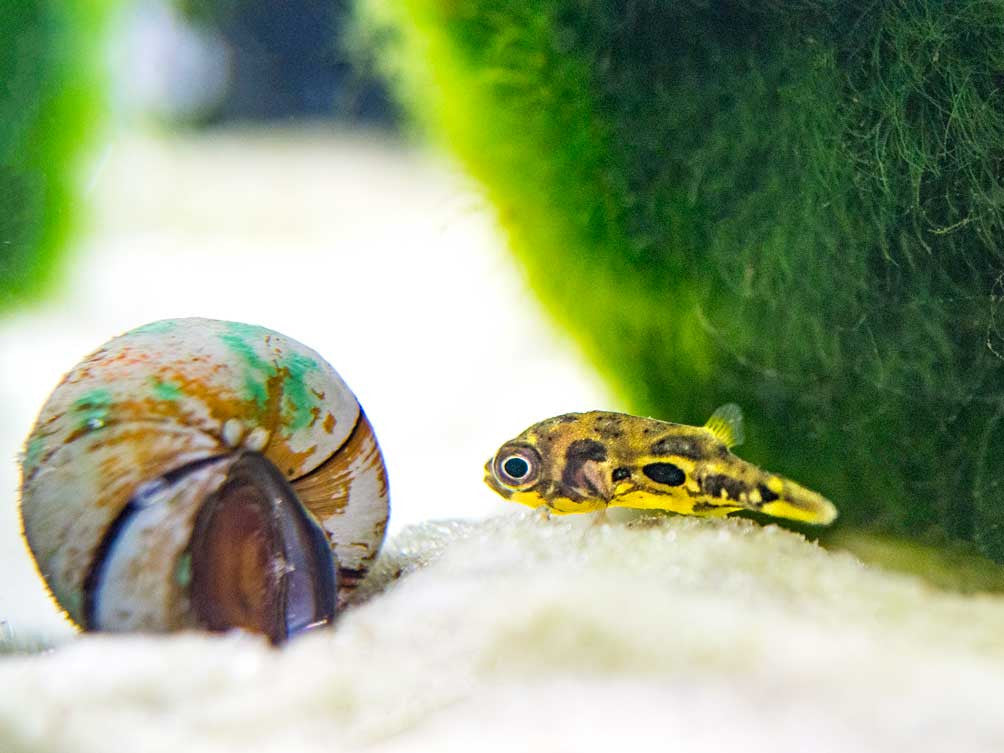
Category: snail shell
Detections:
[{"x1": 19, "y1": 318, "x2": 389, "y2": 642}]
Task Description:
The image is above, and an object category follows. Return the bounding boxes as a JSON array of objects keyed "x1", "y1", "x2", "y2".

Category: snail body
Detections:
[{"x1": 19, "y1": 318, "x2": 389, "y2": 642}]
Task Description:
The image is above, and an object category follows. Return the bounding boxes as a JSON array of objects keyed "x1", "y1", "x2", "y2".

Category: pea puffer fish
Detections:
[{"x1": 484, "y1": 405, "x2": 837, "y2": 525}]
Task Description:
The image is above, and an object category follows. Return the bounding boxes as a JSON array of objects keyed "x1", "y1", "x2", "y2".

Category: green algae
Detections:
[
  {"x1": 130, "y1": 320, "x2": 178, "y2": 337},
  {"x1": 150, "y1": 378, "x2": 183, "y2": 402},
  {"x1": 219, "y1": 324, "x2": 276, "y2": 411},
  {"x1": 359, "y1": 0, "x2": 1004, "y2": 563},
  {"x1": 218, "y1": 322, "x2": 323, "y2": 429},
  {"x1": 22, "y1": 436, "x2": 46, "y2": 473},
  {"x1": 174, "y1": 552, "x2": 192, "y2": 589},
  {"x1": 279, "y1": 351, "x2": 322, "y2": 431},
  {"x1": 72, "y1": 388, "x2": 112, "y2": 432},
  {"x1": 0, "y1": 1, "x2": 117, "y2": 310}
]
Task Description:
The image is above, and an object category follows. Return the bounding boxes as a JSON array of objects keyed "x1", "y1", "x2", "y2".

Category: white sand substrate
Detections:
[{"x1": 3, "y1": 513, "x2": 1004, "y2": 752}]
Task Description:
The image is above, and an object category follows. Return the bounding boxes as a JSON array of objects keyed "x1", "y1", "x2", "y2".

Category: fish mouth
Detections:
[{"x1": 483, "y1": 459, "x2": 512, "y2": 499}]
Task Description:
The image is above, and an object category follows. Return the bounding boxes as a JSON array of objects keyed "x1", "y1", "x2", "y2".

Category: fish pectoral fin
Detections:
[
  {"x1": 565, "y1": 459, "x2": 613, "y2": 502},
  {"x1": 704, "y1": 403, "x2": 745, "y2": 449}
]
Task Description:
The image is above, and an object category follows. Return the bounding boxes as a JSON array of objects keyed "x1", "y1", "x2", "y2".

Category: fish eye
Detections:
[
  {"x1": 503, "y1": 456, "x2": 530, "y2": 479},
  {"x1": 493, "y1": 445, "x2": 541, "y2": 489}
]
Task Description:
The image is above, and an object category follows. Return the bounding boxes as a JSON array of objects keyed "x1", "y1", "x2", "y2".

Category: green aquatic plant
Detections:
[
  {"x1": 359, "y1": 1, "x2": 1004, "y2": 560},
  {"x1": 0, "y1": 1, "x2": 115, "y2": 309}
]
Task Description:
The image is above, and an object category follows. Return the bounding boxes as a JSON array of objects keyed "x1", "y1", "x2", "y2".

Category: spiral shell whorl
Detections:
[{"x1": 20, "y1": 318, "x2": 389, "y2": 630}]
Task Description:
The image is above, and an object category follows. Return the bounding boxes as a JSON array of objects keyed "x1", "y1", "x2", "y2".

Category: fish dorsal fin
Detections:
[{"x1": 704, "y1": 403, "x2": 744, "y2": 448}]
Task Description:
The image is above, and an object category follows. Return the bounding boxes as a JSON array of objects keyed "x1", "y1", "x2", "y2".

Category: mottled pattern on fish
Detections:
[{"x1": 485, "y1": 406, "x2": 837, "y2": 525}]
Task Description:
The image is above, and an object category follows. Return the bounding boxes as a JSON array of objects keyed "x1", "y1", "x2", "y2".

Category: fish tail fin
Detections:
[{"x1": 757, "y1": 476, "x2": 838, "y2": 525}]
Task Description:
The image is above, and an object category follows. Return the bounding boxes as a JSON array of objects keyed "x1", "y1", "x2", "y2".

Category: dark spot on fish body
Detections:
[
  {"x1": 650, "y1": 435, "x2": 704, "y2": 460},
  {"x1": 538, "y1": 430, "x2": 560, "y2": 448},
  {"x1": 595, "y1": 426, "x2": 624, "y2": 440},
  {"x1": 565, "y1": 439, "x2": 607, "y2": 463},
  {"x1": 701, "y1": 474, "x2": 749, "y2": 501},
  {"x1": 612, "y1": 467, "x2": 631, "y2": 482},
  {"x1": 592, "y1": 414, "x2": 625, "y2": 440},
  {"x1": 554, "y1": 414, "x2": 579, "y2": 424},
  {"x1": 758, "y1": 484, "x2": 780, "y2": 503},
  {"x1": 642, "y1": 462, "x2": 686, "y2": 486}
]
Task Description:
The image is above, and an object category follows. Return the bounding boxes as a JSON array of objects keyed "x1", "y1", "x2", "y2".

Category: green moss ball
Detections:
[
  {"x1": 0, "y1": 1, "x2": 115, "y2": 310},
  {"x1": 360, "y1": 1, "x2": 1004, "y2": 560}
]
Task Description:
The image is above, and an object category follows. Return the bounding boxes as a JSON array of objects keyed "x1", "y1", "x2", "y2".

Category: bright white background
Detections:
[{"x1": 0, "y1": 128, "x2": 614, "y2": 637}]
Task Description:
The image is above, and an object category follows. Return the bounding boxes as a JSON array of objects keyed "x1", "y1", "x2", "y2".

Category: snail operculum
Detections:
[
  {"x1": 85, "y1": 452, "x2": 339, "y2": 643},
  {"x1": 189, "y1": 452, "x2": 339, "y2": 641},
  {"x1": 20, "y1": 318, "x2": 389, "y2": 643}
]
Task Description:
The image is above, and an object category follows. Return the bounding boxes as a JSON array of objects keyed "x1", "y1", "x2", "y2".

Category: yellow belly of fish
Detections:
[
  {"x1": 508, "y1": 488, "x2": 741, "y2": 517},
  {"x1": 609, "y1": 490, "x2": 740, "y2": 517},
  {"x1": 508, "y1": 490, "x2": 607, "y2": 514}
]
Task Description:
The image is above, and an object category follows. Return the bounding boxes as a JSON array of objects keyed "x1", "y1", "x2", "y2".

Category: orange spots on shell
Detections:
[
  {"x1": 271, "y1": 440, "x2": 322, "y2": 481},
  {"x1": 81, "y1": 362, "x2": 263, "y2": 442},
  {"x1": 292, "y1": 415, "x2": 387, "y2": 523},
  {"x1": 323, "y1": 412, "x2": 335, "y2": 433}
]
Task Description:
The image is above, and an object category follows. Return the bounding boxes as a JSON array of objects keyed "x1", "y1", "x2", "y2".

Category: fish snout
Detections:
[{"x1": 483, "y1": 457, "x2": 514, "y2": 499}]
